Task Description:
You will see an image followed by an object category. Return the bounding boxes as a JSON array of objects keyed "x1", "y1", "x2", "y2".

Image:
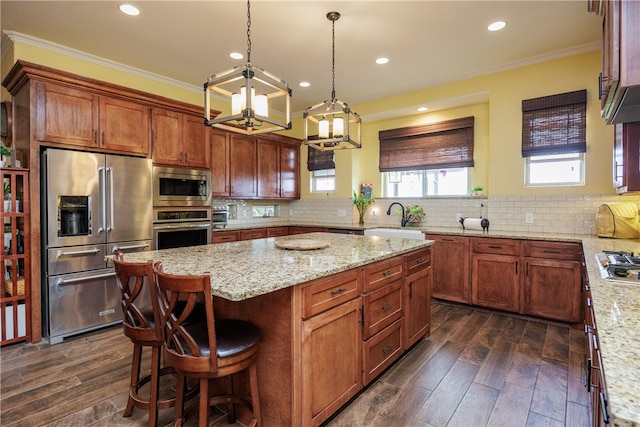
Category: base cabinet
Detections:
[
  {"x1": 471, "y1": 238, "x2": 521, "y2": 312},
  {"x1": 430, "y1": 234, "x2": 470, "y2": 303},
  {"x1": 584, "y1": 283, "x2": 610, "y2": 426},
  {"x1": 404, "y1": 266, "x2": 432, "y2": 349}
]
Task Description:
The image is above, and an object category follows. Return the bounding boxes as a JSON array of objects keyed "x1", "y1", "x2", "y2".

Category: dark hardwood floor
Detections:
[{"x1": 0, "y1": 301, "x2": 590, "y2": 426}]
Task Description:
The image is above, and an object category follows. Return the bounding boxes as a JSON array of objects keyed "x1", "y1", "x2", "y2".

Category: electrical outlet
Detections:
[
  {"x1": 372, "y1": 210, "x2": 378, "y2": 218},
  {"x1": 242, "y1": 209, "x2": 248, "y2": 218},
  {"x1": 456, "y1": 213, "x2": 463, "y2": 222},
  {"x1": 525, "y1": 212, "x2": 534, "y2": 224}
]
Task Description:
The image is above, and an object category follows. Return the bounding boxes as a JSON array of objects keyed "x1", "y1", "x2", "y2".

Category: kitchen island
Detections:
[{"x1": 120, "y1": 232, "x2": 434, "y2": 426}]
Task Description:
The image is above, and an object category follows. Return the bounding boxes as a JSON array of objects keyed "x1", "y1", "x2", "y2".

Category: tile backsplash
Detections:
[{"x1": 216, "y1": 194, "x2": 640, "y2": 236}]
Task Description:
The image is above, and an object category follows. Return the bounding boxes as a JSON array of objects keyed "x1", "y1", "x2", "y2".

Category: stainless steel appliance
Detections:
[
  {"x1": 153, "y1": 166, "x2": 211, "y2": 207},
  {"x1": 42, "y1": 149, "x2": 153, "y2": 344},
  {"x1": 153, "y1": 208, "x2": 211, "y2": 250},
  {"x1": 595, "y1": 250, "x2": 640, "y2": 285},
  {"x1": 212, "y1": 208, "x2": 228, "y2": 229}
]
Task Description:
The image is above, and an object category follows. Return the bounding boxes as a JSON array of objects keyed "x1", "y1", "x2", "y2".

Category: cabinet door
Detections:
[
  {"x1": 431, "y1": 235, "x2": 470, "y2": 303},
  {"x1": 182, "y1": 115, "x2": 211, "y2": 169},
  {"x1": 280, "y1": 142, "x2": 300, "y2": 199},
  {"x1": 523, "y1": 258, "x2": 582, "y2": 323},
  {"x1": 301, "y1": 298, "x2": 362, "y2": 426},
  {"x1": 211, "y1": 230, "x2": 239, "y2": 243},
  {"x1": 35, "y1": 82, "x2": 98, "y2": 146},
  {"x1": 229, "y1": 134, "x2": 257, "y2": 198},
  {"x1": 614, "y1": 122, "x2": 640, "y2": 193},
  {"x1": 240, "y1": 228, "x2": 267, "y2": 241},
  {"x1": 210, "y1": 130, "x2": 230, "y2": 196},
  {"x1": 257, "y1": 138, "x2": 280, "y2": 198},
  {"x1": 99, "y1": 97, "x2": 149, "y2": 155},
  {"x1": 362, "y1": 279, "x2": 403, "y2": 340},
  {"x1": 471, "y1": 253, "x2": 520, "y2": 312},
  {"x1": 404, "y1": 266, "x2": 431, "y2": 349},
  {"x1": 152, "y1": 108, "x2": 182, "y2": 164}
]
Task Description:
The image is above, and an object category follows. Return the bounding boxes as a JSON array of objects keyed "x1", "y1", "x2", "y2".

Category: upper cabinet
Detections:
[
  {"x1": 613, "y1": 121, "x2": 640, "y2": 193},
  {"x1": 211, "y1": 130, "x2": 300, "y2": 199},
  {"x1": 152, "y1": 108, "x2": 210, "y2": 169},
  {"x1": 35, "y1": 82, "x2": 150, "y2": 155},
  {"x1": 592, "y1": 0, "x2": 640, "y2": 124}
]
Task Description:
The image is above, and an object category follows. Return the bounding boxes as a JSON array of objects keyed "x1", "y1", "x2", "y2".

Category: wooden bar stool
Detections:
[
  {"x1": 112, "y1": 252, "x2": 197, "y2": 426},
  {"x1": 150, "y1": 261, "x2": 262, "y2": 427}
]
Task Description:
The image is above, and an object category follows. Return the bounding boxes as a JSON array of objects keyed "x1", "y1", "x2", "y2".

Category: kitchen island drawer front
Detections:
[
  {"x1": 364, "y1": 256, "x2": 404, "y2": 292},
  {"x1": 404, "y1": 247, "x2": 431, "y2": 275},
  {"x1": 472, "y1": 238, "x2": 520, "y2": 255},
  {"x1": 524, "y1": 241, "x2": 582, "y2": 261},
  {"x1": 362, "y1": 279, "x2": 403, "y2": 340},
  {"x1": 302, "y1": 270, "x2": 362, "y2": 319},
  {"x1": 363, "y1": 319, "x2": 403, "y2": 384}
]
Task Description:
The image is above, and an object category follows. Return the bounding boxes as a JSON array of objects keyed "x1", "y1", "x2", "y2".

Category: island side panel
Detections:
[{"x1": 213, "y1": 286, "x2": 295, "y2": 427}]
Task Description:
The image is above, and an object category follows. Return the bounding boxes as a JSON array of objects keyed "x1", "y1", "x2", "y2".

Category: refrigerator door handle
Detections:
[
  {"x1": 56, "y1": 271, "x2": 116, "y2": 285},
  {"x1": 107, "y1": 167, "x2": 114, "y2": 232},
  {"x1": 98, "y1": 167, "x2": 106, "y2": 234}
]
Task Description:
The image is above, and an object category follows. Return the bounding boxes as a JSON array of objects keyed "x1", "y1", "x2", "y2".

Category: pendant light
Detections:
[
  {"x1": 204, "y1": 0, "x2": 292, "y2": 135},
  {"x1": 303, "y1": 11, "x2": 361, "y2": 151}
]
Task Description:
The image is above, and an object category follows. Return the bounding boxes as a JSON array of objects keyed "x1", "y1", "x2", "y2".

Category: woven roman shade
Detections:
[
  {"x1": 307, "y1": 146, "x2": 335, "y2": 171},
  {"x1": 378, "y1": 117, "x2": 474, "y2": 172},
  {"x1": 521, "y1": 89, "x2": 587, "y2": 157}
]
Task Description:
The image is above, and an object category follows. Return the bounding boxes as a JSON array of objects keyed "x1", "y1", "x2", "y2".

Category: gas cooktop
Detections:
[{"x1": 596, "y1": 250, "x2": 640, "y2": 285}]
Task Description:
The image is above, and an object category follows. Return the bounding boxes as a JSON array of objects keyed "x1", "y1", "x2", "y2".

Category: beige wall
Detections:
[{"x1": 2, "y1": 39, "x2": 614, "y2": 199}]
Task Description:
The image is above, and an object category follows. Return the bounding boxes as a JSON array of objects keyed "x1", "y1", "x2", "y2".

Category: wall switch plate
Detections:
[{"x1": 525, "y1": 213, "x2": 534, "y2": 224}]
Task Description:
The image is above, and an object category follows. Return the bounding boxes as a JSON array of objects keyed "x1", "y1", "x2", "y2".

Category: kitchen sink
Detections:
[{"x1": 364, "y1": 228, "x2": 425, "y2": 239}]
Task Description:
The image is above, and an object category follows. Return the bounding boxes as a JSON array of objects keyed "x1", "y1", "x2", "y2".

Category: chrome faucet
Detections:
[{"x1": 387, "y1": 202, "x2": 409, "y2": 227}]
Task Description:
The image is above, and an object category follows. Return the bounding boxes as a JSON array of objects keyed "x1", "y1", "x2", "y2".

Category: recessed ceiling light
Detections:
[
  {"x1": 119, "y1": 4, "x2": 140, "y2": 16},
  {"x1": 417, "y1": 107, "x2": 428, "y2": 112},
  {"x1": 488, "y1": 21, "x2": 506, "y2": 31},
  {"x1": 229, "y1": 52, "x2": 243, "y2": 60},
  {"x1": 375, "y1": 57, "x2": 389, "y2": 65},
  {"x1": 299, "y1": 82, "x2": 311, "y2": 88}
]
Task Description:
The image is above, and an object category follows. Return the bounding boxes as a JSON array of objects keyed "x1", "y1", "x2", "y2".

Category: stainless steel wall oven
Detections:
[{"x1": 153, "y1": 209, "x2": 212, "y2": 250}]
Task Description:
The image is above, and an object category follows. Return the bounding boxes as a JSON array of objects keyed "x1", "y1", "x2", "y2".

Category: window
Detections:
[
  {"x1": 522, "y1": 90, "x2": 586, "y2": 186},
  {"x1": 383, "y1": 168, "x2": 469, "y2": 196},
  {"x1": 307, "y1": 147, "x2": 335, "y2": 193},
  {"x1": 379, "y1": 117, "x2": 474, "y2": 197}
]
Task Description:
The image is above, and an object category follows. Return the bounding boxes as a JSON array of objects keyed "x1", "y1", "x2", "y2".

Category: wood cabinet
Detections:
[
  {"x1": 289, "y1": 226, "x2": 329, "y2": 235},
  {"x1": 429, "y1": 234, "x2": 470, "y2": 303},
  {"x1": 211, "y1": 130, "x2": 300, "y2": 199},
  {"x1": 1, "y1": 169, "x2": 31, "y2": 345},
  {"x1": 470, "y1": 238, "x2": 521, "y2": 312},
  {"x1": 584, "y1": 283, "x2": 610, "y2": 426},
  {"x1": 522, "y1": 241, "x2": 583, "y2": 323},
  {"x1": 404, "y1": 248, "x2": 432, "y2": 349},
  {"x1": 300, "y1": 271, "x2": 363, "y2": 426},
  {"x1": 266, "y1": 227, "x2": 289, "y2": 237},
  {"x1": 35, "y1": 82, "x2": 150, "y2": 155},
  {"x1": 211, "y1": 230, "x2": 240, "y2": 243},
  {"x1": 593, "y1": 0, "x2": 640, "y2": 124},
  {"x1": 613, "y1": 121, "x2": 640, "y2": 193},
  {"x1": 152, "y1": 108, "x2": 210, "y2": 168},
  {"x1": 240, "y1": 228, "x2": 267, "y2": 241}
]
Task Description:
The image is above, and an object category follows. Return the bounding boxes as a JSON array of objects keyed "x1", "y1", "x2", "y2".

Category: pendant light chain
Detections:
[
  {"x1": 246, "y1": 0, "x2": 252, "y2": 63},
  {"x1": 331, "y1": 16, "x2": 336, "y2": 102}
]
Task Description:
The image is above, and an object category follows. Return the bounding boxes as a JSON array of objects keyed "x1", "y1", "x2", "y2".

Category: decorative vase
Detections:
[{"x1": 358, "y1": 211, "x2": 365, "y2": 225}]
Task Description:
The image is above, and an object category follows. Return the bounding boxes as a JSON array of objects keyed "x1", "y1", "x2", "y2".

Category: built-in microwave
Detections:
[{"x1": 153, "y1": 166, "x2": 212, "y2": 207}]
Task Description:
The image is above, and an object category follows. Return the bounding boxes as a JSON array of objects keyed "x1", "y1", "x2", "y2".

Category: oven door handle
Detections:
[
  {"x1": 56, "y1": 271, "x2": 116, "y2": 285},
  {"x1": 154, "y1": 223, "x2": 211, "y2": 230},
  {"x1": 111, "y1": 243, "x2": 150, "y2": 253}
]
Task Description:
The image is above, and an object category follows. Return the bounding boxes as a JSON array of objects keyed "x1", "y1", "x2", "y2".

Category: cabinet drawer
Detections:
[
  {"x1": 240, "y1": 229, "x2": 267, "y2": 240},
  {"x1": 302, "y1": 270, "x2": 362, "y2": 319},
  {"x1": 362, "y1": 280, "x2": 403, "y2": 340},
  {"x1": 363, "y1": 256, "x2": 404, "y2": 293},
  {"x1": 363, "y1": 319, "x2": 403, "y2": 384},
  {"x1": 472, "y1": 238, "x2": 519, "y2": 255},
  {"x1": 266, "y1": 227, "x2": 289, "y2": 237},
  {"x1": 212, "y1": 231, "x2": 239, "y2": 243},
  {"x1": 523, "y1": 241, "x2": 582, "y2": 261},
  {"x1": 404, "y1": 248, "x2": 431, "y2": 276}
]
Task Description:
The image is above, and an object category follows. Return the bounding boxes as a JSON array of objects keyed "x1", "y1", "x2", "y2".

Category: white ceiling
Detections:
[{"x1": 1, "y1": 1, "x2": 602, "y2": 117}]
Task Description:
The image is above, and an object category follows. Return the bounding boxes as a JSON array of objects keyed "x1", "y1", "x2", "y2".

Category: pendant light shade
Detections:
[
  {"x1": 303, "y1": 11, "x2": 362, "y2": 151},
  {"x1": 204, "y1": 0, "x2": 292, "y2": 135}
]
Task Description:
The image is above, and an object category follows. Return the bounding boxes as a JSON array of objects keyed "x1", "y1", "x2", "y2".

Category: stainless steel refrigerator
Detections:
[{"x1": 42, "y1": 148, "x2": 153, "y2": 344}]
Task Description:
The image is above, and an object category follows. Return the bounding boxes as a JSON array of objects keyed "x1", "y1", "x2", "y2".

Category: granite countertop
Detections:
[{"x1": 120, "y1": 232, "x2": 432, "y2": 301}]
